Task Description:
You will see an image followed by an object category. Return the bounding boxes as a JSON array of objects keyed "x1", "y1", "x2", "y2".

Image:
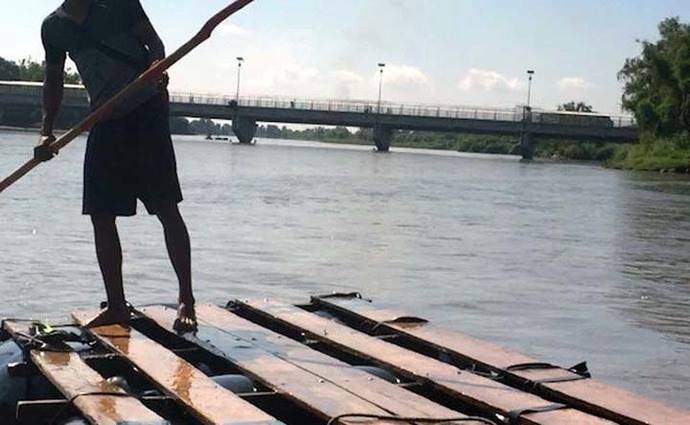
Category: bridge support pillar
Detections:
[
  {"x1": 520, "y1": 132, "x2": 534, "y2": 160},
  {"x1": 232, "y1": 116, "x2": 257, "y2": 144},
  {"x1": 373, "y1": 126, "x2": 393, "y2": 152}
]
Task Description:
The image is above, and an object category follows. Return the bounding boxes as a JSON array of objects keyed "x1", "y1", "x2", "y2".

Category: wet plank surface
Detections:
[
  {"x1": 140, "y1": 304, "x2": 487, "y2": 425},
  {"x1": 314, "y1": 296, "x2": 690, "y2": 425},
  {"x1": 3, "y1": 320, "x2": 168, "y2": 425},
  {"x1": 239, "y1": 299, "x2": 613, "y2": 425},
  {"x1": 72, "y1": 311, "x2": 279, "y2": 425}
]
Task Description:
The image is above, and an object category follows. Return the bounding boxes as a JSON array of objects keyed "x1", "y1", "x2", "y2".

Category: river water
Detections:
[{"x1": 1, "y1": 130, "x2": 689, "y2": 408}]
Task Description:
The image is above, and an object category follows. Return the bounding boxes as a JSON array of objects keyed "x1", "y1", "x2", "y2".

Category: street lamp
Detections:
[
  {"x1": 521, "y1": 70, "x2": 536, "y2": 160},
  {"x1": 526, "y1": 70, "x2": 535, "y2": 111},
  {"x1": 377, "y1": 63, "x2": 386, "y2": 114},
  {"x1": 236, "y1": 57, "x2": 244, "y2": 102}
]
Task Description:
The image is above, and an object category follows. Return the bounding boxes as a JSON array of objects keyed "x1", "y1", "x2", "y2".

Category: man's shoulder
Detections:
[{"x1": 42, "y1": 9, "x2": 66, "y2": 33}]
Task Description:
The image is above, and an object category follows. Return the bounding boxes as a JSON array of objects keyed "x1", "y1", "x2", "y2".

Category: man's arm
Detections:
[
  {"x1": 127, "y1": 0, "x2": 166, "y2": 61},
  {"x1": 39, "y1": 17, "x2": 67, "y2": 151},
  {"x1": 40, "y1": 60, "x2": 65, "y2": 140},
  {"x1": 35, "y1": 60, "x2": 64, "y2": 161},
  {"x1": 134, "y1": 19, "x2": 166, "y2": 61},
  {"x1": 128, "y1": 1, "x2": 169, "y2": 94}
]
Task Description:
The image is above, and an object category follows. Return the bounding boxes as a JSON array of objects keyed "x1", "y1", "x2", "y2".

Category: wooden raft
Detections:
[
  {"x1": 139, "y1": 304, "x2": 488, "y2": 425},
  {"x1": 312, "y1": 294, "x2": 690, "y2": 425},
  {"x1": 3, "y1": 320, "x2": 168, "y2": 425},
  {"x1": 4, "y1": 294, "x2": 688, "y2": 425},
  {"x1": 235, "y1": 299, "x2": 612, "y2": 425},
  {"x1": 72, "y1": 311, "x2": 280, "y2": 425}
]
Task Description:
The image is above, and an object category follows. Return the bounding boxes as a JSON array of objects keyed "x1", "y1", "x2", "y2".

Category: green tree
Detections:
[
  {"x1": 558, "y1": 101, "x2": 594, "y2": 113},
  {"x1": 0, "y1": 57, "x2": 80, "y2": 84},
  {"x1": 618, "y1": 17, "x2": 690, "y2": 136},
  {"x1": 17, "y1": 59, "x2": 45, "y2": 82},
  {"x1": 169, "y1": 117, "x2": 191, "y2": 135},
  {"x1": 0, "y1": 57, "x2": 21, "y2": 80}
]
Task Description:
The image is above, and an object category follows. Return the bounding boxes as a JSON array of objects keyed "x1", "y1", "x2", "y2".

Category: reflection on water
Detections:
[
  {"x1": 614, "y1": 175, "x2": 690, "y2": 345},
  {"x1": 0, "y1": 131, "x2": 689, "y2": 407}
]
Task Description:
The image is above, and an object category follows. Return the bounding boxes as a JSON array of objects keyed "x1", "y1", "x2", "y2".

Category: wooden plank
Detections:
[
  {"x1": 238, "y1": 299, "x2": 614, "y2": 425},
  {"x1": 71, "y1": 311, "x2": 280, "y2": 425},
  {"x1": 3, "y1": 320, "x2": 168, "y2": 425},
  {"x1": 314, "y1": 296, "x2": 690, "y2": 425},
  {"x1": 187, "y1": 304, "x2": 470, "y2": 419},
  {"x1": 140, "y1": 304, "x2": 488, "y2": 425}
]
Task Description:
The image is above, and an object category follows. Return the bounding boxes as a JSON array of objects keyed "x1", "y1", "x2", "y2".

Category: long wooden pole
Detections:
[{"x1": 0, "y1": 0, "x2": 255, "y2": 195}]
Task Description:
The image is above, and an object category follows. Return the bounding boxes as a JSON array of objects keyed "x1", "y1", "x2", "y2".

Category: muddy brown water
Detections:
[{"x1": 1, "y1": 131, "x2": 689, "y2": 408}]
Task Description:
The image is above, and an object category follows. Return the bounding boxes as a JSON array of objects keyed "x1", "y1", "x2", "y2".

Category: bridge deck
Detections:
[{"x1": 0, "y1": 81, "x2": 637, "y2": 143}]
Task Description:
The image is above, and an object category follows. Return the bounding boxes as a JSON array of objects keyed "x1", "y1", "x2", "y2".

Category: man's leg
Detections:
[
  {"x1": 85, "y1": 214, "x2": 130, "y2": 327},
  {"x1": 154, "y1": 202, "x2": 196, "y2": 331}
]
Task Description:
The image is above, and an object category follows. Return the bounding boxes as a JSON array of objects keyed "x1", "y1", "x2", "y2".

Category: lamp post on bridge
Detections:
[
  {"x1": 526, "y1": 69, "x2": 535, "y2": 112},
  {"x1": 235, "y1": 57, "x2": 244, "y2": 102},
  {"x1": 521, "y1": 69, "x2": 536, "y2": 160},
  {"x1": 373, "y1": 63, "x2": 392, "y2": 152},
  {"x1": 377, "y1": 63, "x2": 386, "y2": 114}
]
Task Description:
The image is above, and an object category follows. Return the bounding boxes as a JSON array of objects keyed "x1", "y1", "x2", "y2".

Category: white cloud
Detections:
[
  {"x1": 232, "y1": 43, "x2": 325, "y2": 97},
  {"x1": 557, "y1": 77, "x2": 592, "y2": 90},
  {"x1": 457, "y1": 69, "x2": 521, "y2": 92},
  {"x1": 286, "y1": 65, "x2": 320, "y2": 80},
  {"x1": 218, "y1": 23, "x2": 249, "y2": 37},
  {"x1": 334, "y1": 70, "x2": 365, "y2": 84},
  {"x1": 381, "y1": 65, "x2": 429, "y2": 85},
  {"x1": 332, "y1": 70, "x2": 366, "y2": 98}
]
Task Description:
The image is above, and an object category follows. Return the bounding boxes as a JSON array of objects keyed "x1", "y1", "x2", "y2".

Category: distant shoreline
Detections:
[
  {"x1": 0, "y1": 126, "x2": 41, "y2": 133},
  {"x1": 4, "y1": 126, "x2": 677, "y2": 173}
]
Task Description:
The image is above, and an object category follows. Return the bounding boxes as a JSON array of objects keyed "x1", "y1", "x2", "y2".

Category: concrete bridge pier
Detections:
[
  {"x1": 520, "y1": 132, "x2": 535, "y2": 160},
  {"x1": 373, "y1": 126, "x2": 393, "y2": 152},
  {"x1": 232, "y1": 116, "x2": 257, "y2": 144}
]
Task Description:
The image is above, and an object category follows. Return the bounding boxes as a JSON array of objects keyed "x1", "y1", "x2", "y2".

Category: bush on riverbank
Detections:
[
  {"x1": 534, "y1": 140, "x2": 617, "y2": 161},
  {"x1": 613, "y1": 18, "x2": 690, "y2": 172},
  {"x1": 608, "y1": 134, "x2": 690, "y2": 172},
  {"x1": 393, "y1": 131, "x2": 620, "y2": 161},
  {"x1": 254, "y1": 125, "x2": 619, "y2": 161}
]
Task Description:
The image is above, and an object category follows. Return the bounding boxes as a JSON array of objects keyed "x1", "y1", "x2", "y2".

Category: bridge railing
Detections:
[
  {"x1": 168, "y1": 92, "x2": 636, "y2": 128},
  {"x1": 169, "y1": 93, "x2": 522, "y2": 121},
  {"x1": 0, "y1": 81, "x2": 636, "y2": 128}
]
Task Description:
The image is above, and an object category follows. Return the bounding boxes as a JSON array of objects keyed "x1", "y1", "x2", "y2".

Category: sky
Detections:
[{"x1": 3, "y1": 0, "x2": 690, "y2": 114}]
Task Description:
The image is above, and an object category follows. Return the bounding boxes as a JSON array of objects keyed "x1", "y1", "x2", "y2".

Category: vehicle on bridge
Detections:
[{"x1": 533, "y1": 110, "x2": 615, "y2": 128}]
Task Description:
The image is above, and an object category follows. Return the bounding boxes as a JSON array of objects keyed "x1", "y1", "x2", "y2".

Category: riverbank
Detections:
[
  {"x1": 0, "y1": 125, "x2": 622, "y2": 164},
  {"x1": 255, "y1": 127, "x2": 621, "y2": 162},
  {"x1": 607, "y1": 135, "x2": 690, "y2": 173}
]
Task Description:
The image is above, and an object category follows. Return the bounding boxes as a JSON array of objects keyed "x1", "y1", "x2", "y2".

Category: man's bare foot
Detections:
[
  {"x1": 84, "y1": 307, "x2": 131, "y2": 328},
  {"x1": 173, "y1": 302, "x2": 197, "y2": 333}
]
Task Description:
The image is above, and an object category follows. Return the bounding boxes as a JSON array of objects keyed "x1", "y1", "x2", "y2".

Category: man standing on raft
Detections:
[{"x1": 38, "y1": 0, "x2": 197, "y2": 331}]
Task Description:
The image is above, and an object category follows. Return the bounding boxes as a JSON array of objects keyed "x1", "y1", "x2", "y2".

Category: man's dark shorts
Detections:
[{"x1": 83, "y1": 94, "x2": 183, "y2": 216}]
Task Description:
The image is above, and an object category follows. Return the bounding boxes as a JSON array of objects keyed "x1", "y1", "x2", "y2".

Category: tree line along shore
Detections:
[
  {"x1": 173, "y1": 119, "x2": 619, "y2": 163},
  {"x1": 2, "y1": 16, "x2": 689, "y2": 172}
]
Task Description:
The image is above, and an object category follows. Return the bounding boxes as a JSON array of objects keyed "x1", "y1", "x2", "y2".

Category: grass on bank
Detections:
[{"x1": 608, "y1": 134, "x2": 690, "y2": 172}]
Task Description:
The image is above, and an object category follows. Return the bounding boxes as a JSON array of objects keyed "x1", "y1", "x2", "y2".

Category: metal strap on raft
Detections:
[
  {"x1": 372, "y1": 316, "x2": 430, "y2": 332},
  {"x1": 49, "y1": 392, "x2": 141, "y2": 424},
  {"x1": 316, "y1": 292, "x2": 372, "y2": 302},
  {"x1": 505, "y1": 403, "x2": 568, "y2": 424},
  {"x1": 503, "y1": 361, "x2": 592, "y2": 388},
  {"x1": 326, "y1": 414, "x2": 497, "y2": 425}
]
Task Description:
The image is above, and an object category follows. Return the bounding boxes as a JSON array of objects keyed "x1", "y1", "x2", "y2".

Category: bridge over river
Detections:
[{"x1": 0, "y1": 81, "x2": 638, "y2": 158}]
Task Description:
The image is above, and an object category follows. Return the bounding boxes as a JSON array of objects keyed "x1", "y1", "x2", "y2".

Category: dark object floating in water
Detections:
[{"x1": 0, "y1": 294, "x2": 688, "y2": 425}]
